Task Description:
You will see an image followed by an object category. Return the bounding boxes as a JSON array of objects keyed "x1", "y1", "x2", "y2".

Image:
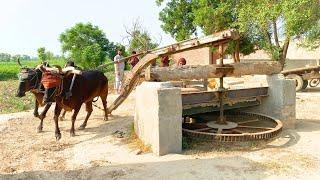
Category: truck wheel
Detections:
[{"x1": 286, "y1": 74, "x2": 304, "y2": 91}]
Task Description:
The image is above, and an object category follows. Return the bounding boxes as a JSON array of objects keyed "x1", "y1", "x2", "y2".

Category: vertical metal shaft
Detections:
[
  {"x1": 217, "y1": 44, "x2": 226, "y2": 124},
  {"x1": 218, "y1": 77, "x2": 225, "y2": 124}
]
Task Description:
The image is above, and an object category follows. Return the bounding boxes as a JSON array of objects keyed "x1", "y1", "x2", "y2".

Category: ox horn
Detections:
[{"x1": 17, "y1": 58, "x2": 23, "y2": 68}]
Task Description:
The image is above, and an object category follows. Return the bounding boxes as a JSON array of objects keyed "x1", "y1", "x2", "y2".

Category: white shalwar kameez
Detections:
[{"x1": 114, "y1": 54, "x2": 125, "y2": 93}]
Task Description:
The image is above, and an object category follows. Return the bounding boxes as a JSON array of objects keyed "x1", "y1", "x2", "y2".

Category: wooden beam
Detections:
[
  {"x1": 281, "y1": 65, "x2": 320, "y2": 75},
  {"x1": 150, "y1": 61, "x2": 282, "y2": 81},
  {"x1": 96, "y1": 29, "x2": 239, "y2": 70}
]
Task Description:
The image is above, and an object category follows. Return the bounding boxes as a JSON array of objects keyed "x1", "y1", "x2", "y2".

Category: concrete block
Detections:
[
  {"x1": 244, "y1": 74, "x2": 296, "y2": 129},
  {"x1": 134, "y1": 82, "x2": 182, "y2": 156}
]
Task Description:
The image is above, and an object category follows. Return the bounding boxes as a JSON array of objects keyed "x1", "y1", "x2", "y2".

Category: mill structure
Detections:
[{"x1": 106, "y1": 29, "x2": 296, "y2": 156}]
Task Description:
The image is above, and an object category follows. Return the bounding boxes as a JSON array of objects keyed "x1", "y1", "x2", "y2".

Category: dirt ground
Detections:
[{"x1": 1, "y1": 88, "x2": 320, "y2": 180}]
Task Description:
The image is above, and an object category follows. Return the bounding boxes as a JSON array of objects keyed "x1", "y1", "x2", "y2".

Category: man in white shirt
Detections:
[{"x1": 114, "y1": 50, "x2": 125, "y2": 93}]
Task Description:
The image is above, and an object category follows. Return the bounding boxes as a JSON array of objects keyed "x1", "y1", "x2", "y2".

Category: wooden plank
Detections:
[
  {"x1": 150, "y1": 62, "x2": 282, "y2": 81},
  {"x1": 182, "y1": 100, "x2": 261, "y2": 116},
  {"x1": 181, "y1": 87, "x2": 268, "y2": 106},
  {"x1": 281, "y1": 66, "x2": 320, "y2": 75}
]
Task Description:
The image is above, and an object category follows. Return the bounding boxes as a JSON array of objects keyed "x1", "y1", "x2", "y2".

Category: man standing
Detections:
[
  {"x1": 114, "y1": 50, "x2": 125, "y2": 93},
  {"x1": 128, "y1": 51, "x2": 139, "y2": 68}
]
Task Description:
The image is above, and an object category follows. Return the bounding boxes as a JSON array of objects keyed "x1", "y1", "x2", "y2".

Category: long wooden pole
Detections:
[
  {"x1": 149, "y1": 61, "x2": 282, "y2": 81},
  {"x1": 96, "y1": 29, "x2": 240, "y2": 70}
]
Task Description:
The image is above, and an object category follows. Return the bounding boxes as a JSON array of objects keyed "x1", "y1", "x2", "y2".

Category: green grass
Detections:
[
  {"x1": 0, "y1": 59, "x2": 66, "y2": 81},
  {"x1": 0, "y1": 80, "x2": 34, "y2": 114},
  {"x1": 0, "y1": 59, "x2": 116, "y2": 114}
]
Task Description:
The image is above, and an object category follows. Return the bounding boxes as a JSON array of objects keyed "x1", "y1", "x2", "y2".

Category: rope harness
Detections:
[
  {"x1": 18, "y1": 69, "x2": 41, "y2": 91},
  {"x1": 41, "y1": 71, "x2": 65, "y2": 100}
]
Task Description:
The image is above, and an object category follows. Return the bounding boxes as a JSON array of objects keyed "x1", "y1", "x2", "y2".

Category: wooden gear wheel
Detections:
[{"x1": 183, "y1": 111, "x2": 283, "y2": 142}]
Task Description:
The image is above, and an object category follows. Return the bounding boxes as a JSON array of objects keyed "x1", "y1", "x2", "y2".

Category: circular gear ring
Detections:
[
  {"x1": 183, "y1": 111, "x2": 282, "y2": 142},
  {"x1": 309, "y1": 79, "x2": 320, "y2": 87}
]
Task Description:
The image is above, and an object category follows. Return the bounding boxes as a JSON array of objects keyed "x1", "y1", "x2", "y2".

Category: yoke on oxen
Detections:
[{"x1": 38, "y1": 65, "x2": 82, "y2": 101}]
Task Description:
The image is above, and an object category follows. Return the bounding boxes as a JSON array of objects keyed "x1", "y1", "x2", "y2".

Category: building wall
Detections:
[{"x1": 171, "y1": 47, "x2": 212, "y2": 65}]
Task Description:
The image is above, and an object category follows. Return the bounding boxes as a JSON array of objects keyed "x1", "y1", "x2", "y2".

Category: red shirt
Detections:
[
  {"x1": 130, "y1": 56, "x2": 139, "y2": 68},
  {"x1": 160, "y1": 56, "x2": 170, "y2": 67}
]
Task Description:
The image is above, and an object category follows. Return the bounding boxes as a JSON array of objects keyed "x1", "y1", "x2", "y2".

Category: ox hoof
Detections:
[
  {"x1": 70, "y1": 131, "x2": 76, "y2": 137},
  {"x1": 104, "y1": 117, "x2": 108, "y2": 121},
  {"x1": 78, "y1": 125, "x2": 86, "y2": 130},
  {"x1": 34, "y1": 113, "x2": 40, "y2": 118},
  {"x1": 37, "y1": 126, "x2": 43, "y2": 133},
  {"x1": 55, "y1": 132, "x2": 61, "y2": 141}
]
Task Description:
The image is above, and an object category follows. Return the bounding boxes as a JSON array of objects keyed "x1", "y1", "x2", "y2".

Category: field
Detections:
[
  {"x1": 0, "y1": 60, "x2": 65, "y2": 113},
  {"x1": 0, "y1": 59, "x2": 115, "y2": 114},
  {"x1": 0, "y1": 59, "x2": 66, "y2": 81}
]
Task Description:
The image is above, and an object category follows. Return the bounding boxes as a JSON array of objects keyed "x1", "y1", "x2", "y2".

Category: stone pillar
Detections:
[
  {"x1": 244, "y1": 74, "x2": 296, "y2": 129},
  {"x1": 134, "y1": 82, "x2": 182, "y2": 156}
]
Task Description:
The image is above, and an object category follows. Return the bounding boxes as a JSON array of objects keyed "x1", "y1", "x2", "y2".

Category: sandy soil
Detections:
[{"x1": 1, "y1": 88, "x2": 320, "y2": 180}]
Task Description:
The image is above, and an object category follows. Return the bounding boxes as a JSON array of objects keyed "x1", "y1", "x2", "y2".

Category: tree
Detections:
[
  {"x1": 45, "y1": 51, "x2": 54, "y2": 61},
  {"x1": 236, "y1": 0, "x2": 320, "y2": 67},
  {"x1": 157, "y1": 0, "x2": 320, "y2": 67},
  {"x1": 59, "y1": 22, "x2": 117, "y2": 69},
  {"x1": 124, "y1": 19, "x2": 159, "y2": 53},
  {"x1": 37, "y1": 47, "x2": 46, "y2": 62},
  {"x1": 37, "y1": 47, "x2": 54, "y2": 62},
  {"x1": 157, "y1": 0, "x2": 196, "y2": 41},
  {"x1": 0, "y1": 53, "x2": 11, "y2": 61}
]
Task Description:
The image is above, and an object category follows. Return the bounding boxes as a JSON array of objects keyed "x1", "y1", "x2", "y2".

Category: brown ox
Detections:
[
  {"x1": 16, "y1": 62, "x2": 68, "y2": 132},
  {"x1": 40, "y1": 66, "x2": 108, "y2": 140}
]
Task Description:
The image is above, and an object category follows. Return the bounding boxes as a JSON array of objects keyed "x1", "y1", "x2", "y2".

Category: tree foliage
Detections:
[
  {"x1": 0, "y1": 53, "x2": 32, "y2": 62},
  {"x1": 158, "y1": 0, "x2": 196, "y2": 41},
  {"x1": 37, "y1": 47, "x2": 47, "y2": 62},
  {"x1": 59, "y1": 22, "x2": 117, "y2": 69},
  {"x1": 157, "y1": 0, "x2": 320, "y2": 67},
  {"x1": 37, "y1": 47, "x2": 54, "y2": 62},
  {"x1": 125, "y1": 20, "x2": 159, "y2": 53}
]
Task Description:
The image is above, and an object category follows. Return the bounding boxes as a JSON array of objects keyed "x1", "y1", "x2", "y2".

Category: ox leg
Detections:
[
  {"x1": 54, "y1": 105, "x2": 62, "y2": 140},
  {"x1": 37, "y1": 103, "x2": 52, "y2": 133},
  {"x1": 59, "y1": 110, "x2": 67, "y2": 121},
  {"x1": 79, "y1": 101, "x2": 93, "y2": 130},
  {"x1": 33, "y1": 99, "x2": 39, "y2": 118},
  {"x1": 70, "y1": 107, "x2": 81, "y2": 137},
  {"x1": 101, "y1": 96, "x2": 108, "y2": 121}
]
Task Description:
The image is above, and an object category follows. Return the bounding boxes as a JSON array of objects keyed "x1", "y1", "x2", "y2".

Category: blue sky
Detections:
[{"x1": 0, "y1": 0, "x2": 175, "y2": 56}]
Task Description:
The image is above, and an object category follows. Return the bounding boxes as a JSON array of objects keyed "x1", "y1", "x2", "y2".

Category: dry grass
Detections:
[
  {"x1": 0, "y1": 80, "x2": 34, "y2": 114},
  {"x1": 124, "y1": 123, "x2": 151, "y2": 154},
  {"x1": 249, "y1": 153, "x2": 317, "y2": 175},
  {"x1": 183, "y1": 137, "x2": 272, "y2": 155}
]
